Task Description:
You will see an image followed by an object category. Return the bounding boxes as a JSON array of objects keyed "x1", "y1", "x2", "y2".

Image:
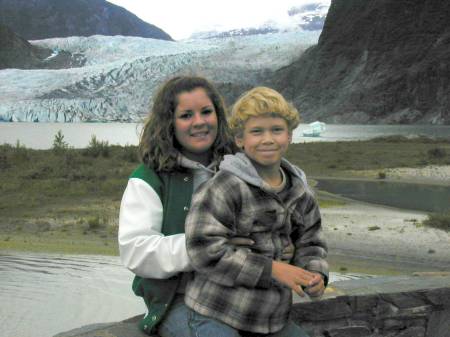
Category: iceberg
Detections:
[{"x1": 303, "y1": 121, "x2": 326, "y2": 137}]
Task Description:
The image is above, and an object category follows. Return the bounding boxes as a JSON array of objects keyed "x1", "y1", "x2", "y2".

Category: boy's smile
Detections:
[{"x1": 235, "y1": 115, "x2": 291, "y2": 174}]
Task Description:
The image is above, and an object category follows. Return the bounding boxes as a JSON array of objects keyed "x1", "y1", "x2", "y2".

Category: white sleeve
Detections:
[{"x1": 118, "y1": 178, "x2": 192, "y2": 279}]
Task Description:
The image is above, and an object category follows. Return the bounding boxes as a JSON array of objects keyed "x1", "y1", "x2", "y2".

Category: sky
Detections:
[{"x1": 107, "y1": 0, "x2": 331, "y2": 40}]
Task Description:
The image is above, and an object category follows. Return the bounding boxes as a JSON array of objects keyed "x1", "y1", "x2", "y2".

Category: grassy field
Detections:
[{"x1": 1, "y1": 135, "x2": 449, "y2": 255}]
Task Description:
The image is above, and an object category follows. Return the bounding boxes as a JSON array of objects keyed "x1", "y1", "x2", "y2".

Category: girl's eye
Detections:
[
  {"x1": 273, "y1": 127, "x2": 284, "y2": 133},
  {"x1": 179, "y1": 113, "x2": 192, "y2": 119},
  {"x1": 250, "y1": 129, "x2": 262, "y2": 134}
]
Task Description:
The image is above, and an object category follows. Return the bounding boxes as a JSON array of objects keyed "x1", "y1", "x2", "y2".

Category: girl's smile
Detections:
[{"x1": 174, "y1": 87, "x2": 218, "y2": 164}]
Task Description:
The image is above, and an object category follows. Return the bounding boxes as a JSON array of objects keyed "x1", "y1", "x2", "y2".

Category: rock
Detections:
[
  {"x1": 0, "y1": 0, "x2": 172, "y2": 41},
  {"x1": 271, "y1": 0, "x2": 450, "y2": 124}
]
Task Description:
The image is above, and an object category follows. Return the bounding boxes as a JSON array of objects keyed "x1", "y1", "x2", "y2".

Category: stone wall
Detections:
[
  {"x1": 55, "y1": 273, "x2": 450, "y2": 337},
  {"x1": 293, "y1": 273, "x2": 450, "y2": 337}
]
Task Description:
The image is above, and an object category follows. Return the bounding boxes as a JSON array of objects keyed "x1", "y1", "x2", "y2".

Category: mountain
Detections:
[
  {"x1": 0, "y1": 0, "x2": 172, "y2": 40},
  {"x1": 0, "y1": 31, "x2": 319, "y2": 122},
  {"x1": 0, "y1": 24, "x2": 85, "y2": 69},
  {"x1": 271, "y1": 0, "x2": 450, "y2": 124},
  {"x1": 190, "y1": 2, "x2": 329, "y2": 39}
]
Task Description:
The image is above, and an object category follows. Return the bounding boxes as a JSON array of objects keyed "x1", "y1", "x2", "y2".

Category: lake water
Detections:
[
  {"x1": 317, "y1": 179, "x2": 450, "y2": 213},
  {"x1": 0, "y1": 252, "x2": 370, "y2": 337},
  {"x1": 1, "y1": 122, "x2": 449, "y2": 149}
]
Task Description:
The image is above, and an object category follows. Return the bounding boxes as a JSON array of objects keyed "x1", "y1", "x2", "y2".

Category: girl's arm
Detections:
[{"x1": 118, "y1": 178, "x2": 192, "y2": 279}]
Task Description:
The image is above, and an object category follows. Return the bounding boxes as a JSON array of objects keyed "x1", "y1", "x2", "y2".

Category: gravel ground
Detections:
[{"x1": 321, "y1": 200, "x2": 450, "y2": 272}]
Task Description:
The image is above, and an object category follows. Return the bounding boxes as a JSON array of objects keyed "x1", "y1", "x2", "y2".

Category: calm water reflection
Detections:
[
  {"x1": 317, "y1": 179, "x2": 450, "y2": 212},
  {"x1": 0, "y1": 252, "x2": 144, "y2": 337}
]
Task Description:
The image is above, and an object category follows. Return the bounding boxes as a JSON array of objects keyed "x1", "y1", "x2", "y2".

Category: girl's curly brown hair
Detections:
[{"x1": 139, "y1": 76, "x2": 236, "y2": 171}]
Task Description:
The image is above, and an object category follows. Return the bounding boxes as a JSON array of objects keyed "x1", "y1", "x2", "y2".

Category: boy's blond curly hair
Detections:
[{"x1": 229, "y1": 87, "x2": 300, "y2": 135}]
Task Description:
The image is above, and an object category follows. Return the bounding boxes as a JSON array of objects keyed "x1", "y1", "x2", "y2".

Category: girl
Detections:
[{"x1": 118, "y1": 76, "x2": 237, "y2": 337}]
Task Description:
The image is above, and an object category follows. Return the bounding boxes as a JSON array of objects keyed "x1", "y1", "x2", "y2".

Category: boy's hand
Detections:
[
  {"x1": 229, "y1": 237, "x2": 254, "y2": 247},
  {"x1": 271, "y1": 261, "x2": 320, "y2": 297},
  {"x1": 303, "y1": 273, "x2": 325, "y2": 298}
]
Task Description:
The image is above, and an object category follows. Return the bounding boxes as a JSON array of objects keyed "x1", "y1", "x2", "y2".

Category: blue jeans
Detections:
[{"x1": 158, "y1": 296, "x2": 309, "y2": 337}]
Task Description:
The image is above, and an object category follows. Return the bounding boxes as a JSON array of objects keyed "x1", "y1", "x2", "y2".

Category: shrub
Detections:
[
  {"x1": 0, "y1": 153, "x2": 9, "y2": 170},
  {"x1": 52, "y1": 130, "x2": 69, "y2": 154},
  {"x1": 377, "y1": 172, "x2": 386, "y2": 179},
  {"x1": 87, "y1": 216, "x2": 104, "y2": 230},
  {"x1": 12, "y1": 141, "x2": 30, "y2": 162},
  {"x1": 427, "y1": 147, "x2": 446, "y2": 159},
  {"x1": 84, "y1": 135, "x2": 110, "y2": 158},
  {"x1": 121, "y1": 145, "x2": 139, "y2": 163},
  {"x1": 423, "y1": 211, "x2": 450, "y2": 231}
]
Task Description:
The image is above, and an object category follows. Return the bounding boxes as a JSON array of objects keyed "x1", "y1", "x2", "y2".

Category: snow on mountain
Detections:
[
  {"x1": 190, "y1": 2, "x2": 330, "y2": 39},
  {"x1": 0, "y1": 31, "x2": 320, "y2": 122}
]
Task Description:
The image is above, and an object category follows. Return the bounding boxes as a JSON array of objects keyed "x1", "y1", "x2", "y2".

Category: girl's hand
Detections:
[{"x1": 271, "y1": 261, "x2": 319, "y2": 297}]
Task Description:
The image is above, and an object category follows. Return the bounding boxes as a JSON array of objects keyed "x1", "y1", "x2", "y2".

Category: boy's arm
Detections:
[
  {"x1": 291, "y1": 193, "x2": 329, "y2": 286},
  {"x1": 185, "y1": 177, "x2": 272, "y2": 289}
]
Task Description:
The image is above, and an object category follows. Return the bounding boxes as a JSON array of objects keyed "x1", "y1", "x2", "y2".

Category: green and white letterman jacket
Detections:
[{"x1": 119, "y1": 163, "x2": 194, "y2": 335}]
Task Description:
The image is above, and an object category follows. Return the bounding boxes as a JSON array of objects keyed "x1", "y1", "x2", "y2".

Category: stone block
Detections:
[
  {"x1": 379, "y1": 292, "x2": 428, "y2": 309},
  {"x1": 396, "y1": 326, "x2": 426, "y2": 337},
  {"x1": 424, "y1": 288, "x2": 450, "y2": 306},
  {"x1": 426, "y1": 309, "x2": 450, "y2": 337},
  {"x1": 327, "y1": 325, "x2": 372, "y2": 337},
  {"x1": 292, "y1": 297, "x2": 353, "y2": 320}
]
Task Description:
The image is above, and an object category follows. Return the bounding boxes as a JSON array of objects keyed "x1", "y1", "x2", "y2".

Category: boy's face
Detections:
[{"x1": 235, "y1": 115, "x2": 291, "y2": 171}]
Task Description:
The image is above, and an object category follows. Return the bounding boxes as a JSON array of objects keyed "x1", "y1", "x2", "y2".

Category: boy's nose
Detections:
[{"x1": 262, "y1": 132, "x2": 274, "y2": 143}]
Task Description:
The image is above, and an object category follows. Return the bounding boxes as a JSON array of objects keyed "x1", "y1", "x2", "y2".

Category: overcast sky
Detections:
[{"x1": 107, "y1": 0, "x2": 331, "y2": 40}]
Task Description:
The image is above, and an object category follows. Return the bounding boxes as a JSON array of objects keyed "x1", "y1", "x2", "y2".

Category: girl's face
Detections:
[{"x1": 174, "y1": 87, "x2": 218, "y2": 163}]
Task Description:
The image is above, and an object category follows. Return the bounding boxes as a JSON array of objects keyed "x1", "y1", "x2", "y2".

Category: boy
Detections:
[{"x1": 184, "y1": 87, "x2": 328, "y2": 337}]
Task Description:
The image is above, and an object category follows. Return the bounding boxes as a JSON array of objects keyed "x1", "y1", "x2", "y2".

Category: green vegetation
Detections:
[
  {"x1": 1, "y1": 134, "x2": 449, "y2": 254},
  {"x1": 286, "y1": 136, "x2": 450, "y2": 177},
  {"x1": 423, "y1": 211, "x2": 450, "y2": 231},
  {"x1": 0, "y1": 134, "x2": 140, "y2": 255},
  {"x1": 52, "y1": 129, "x2": 69, "y2": 154}
]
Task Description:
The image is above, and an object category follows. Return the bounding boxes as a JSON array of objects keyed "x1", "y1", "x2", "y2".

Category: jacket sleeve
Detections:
[
  {"x1": 185, "y1": 177, "x2": 273, "y2": 289},
  {"x1": 291, "y1": 192, "x2": 329, "y2": 285},
  {"x1": 118, "y1": 178, "x2": 192, "y2": 279}
]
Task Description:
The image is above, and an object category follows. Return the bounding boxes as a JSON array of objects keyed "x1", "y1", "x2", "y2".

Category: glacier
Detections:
[{"x1": 0, "y1": 31, "x2": 320, "y2": 122}]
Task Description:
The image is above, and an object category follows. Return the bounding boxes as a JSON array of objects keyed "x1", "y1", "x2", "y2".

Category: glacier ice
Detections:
[{"x1": 0, "y1": 31, "x2": 320, "y2": 122}]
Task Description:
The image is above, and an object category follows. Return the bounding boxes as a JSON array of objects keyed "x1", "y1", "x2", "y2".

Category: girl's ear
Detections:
[{"x1": 288, "y1": 131, "x2": 293, "y2": 143}]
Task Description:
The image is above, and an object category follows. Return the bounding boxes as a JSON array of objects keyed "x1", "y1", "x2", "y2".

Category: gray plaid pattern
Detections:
[{"x1": 185, "y1": 170, "x2": 328, "y2": 334}]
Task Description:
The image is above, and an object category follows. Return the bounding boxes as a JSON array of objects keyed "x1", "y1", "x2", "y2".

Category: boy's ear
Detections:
[
  {"x1": 288, "y1": 131, "x2": 293, "y2": 143},
  {"x1": 234, "y1": 135, "x2": 244, "y2": 149}
]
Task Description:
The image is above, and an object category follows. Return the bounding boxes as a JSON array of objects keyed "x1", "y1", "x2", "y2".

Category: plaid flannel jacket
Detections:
[{"x1": 184, "y1": 167, "x2": 328, "y2": 334}]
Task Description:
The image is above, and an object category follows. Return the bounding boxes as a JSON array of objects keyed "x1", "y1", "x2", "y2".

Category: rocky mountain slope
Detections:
[
  {"x1": 0, "y1": 24, "x2": 85, "y2": 69},
  {"x1": 272, "y1": 0, "x2": 450, "y2": 124},
  {"x1": 0, "y1": 0, "x2": 172, "y2": 40}
]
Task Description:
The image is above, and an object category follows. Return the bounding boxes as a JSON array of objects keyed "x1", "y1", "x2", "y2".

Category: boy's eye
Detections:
[
  {"x1": 272, "y1": 127, "x2": 285, "y2": 133},
  {"x1": 202, "y1": 109, "x2": 213, "y2": 115},
  {"x1": 250, "y1": 129, "x2": 262, "y2": 134}
]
